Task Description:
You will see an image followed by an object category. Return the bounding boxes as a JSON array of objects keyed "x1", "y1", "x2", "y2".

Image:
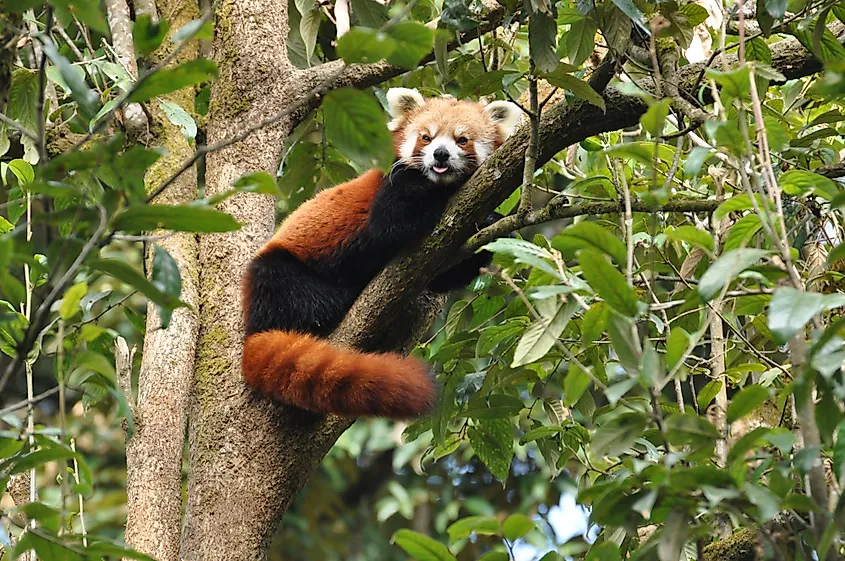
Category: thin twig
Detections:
[
  {"x1": 0, "y1": 112, "x2": 39, "y2": 142},
  {"x1": 0, "y1": 387, "x2": 61, "y2": 417}
]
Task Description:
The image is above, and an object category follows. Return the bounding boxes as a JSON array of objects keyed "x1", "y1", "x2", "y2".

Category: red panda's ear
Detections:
[
  {"x1": 485, "y1": 101, "x2": 523, "y2": 139},
  {"x1": 386, "y1": 88, "x2": 424, "y2": 130}
]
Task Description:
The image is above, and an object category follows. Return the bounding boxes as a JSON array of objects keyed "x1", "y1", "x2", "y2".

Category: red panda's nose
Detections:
[{"x1": 433, "y1": 148, "x2": 450, "y2": 163}]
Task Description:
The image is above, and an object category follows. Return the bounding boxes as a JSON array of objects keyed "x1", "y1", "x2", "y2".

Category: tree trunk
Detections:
[
  {"x1": 123, "y1": 2, "x2": 201, "y2": 560},
  {"x1": 177, "y1": 0, "x2": 304, "y2": 556}
]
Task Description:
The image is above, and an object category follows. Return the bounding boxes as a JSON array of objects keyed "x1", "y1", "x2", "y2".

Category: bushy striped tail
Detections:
[{"x1": 242, "y1": 330, "x2": 436, "y2": 419}]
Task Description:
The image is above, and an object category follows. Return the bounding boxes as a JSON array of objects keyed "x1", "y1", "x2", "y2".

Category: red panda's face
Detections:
[{"x1": 386, "y1": 89, "x2": 522, "y2": 185}]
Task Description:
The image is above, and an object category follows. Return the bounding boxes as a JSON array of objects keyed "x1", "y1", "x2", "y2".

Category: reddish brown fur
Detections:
[
  {"x1": 242, "y1": 331, "x2": 436, "y2": 419},
  {"x1": 259, "y1": 169, "x2": 384, "y2": 261}
]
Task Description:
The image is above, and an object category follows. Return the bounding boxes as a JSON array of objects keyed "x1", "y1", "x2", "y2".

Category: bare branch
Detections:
[{"x1": 104, "y1": 0, "x2": 148, "y2": 137}]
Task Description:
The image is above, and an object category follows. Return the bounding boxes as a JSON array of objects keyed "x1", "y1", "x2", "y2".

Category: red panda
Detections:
[{"x1": 241, "y1": 88, "x2": 521, "y2": 419}]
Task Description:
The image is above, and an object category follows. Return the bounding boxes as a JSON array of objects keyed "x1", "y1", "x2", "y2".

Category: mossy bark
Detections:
[
  {"x1": 0, "y1": 10, "x2": 22, "y2": 116},
  {"x1": 178, "y1": 0, "x2": 301, "y2": 557},
  {"x1": 123, "y1": 1, "x2": 201, "y2": 560}
]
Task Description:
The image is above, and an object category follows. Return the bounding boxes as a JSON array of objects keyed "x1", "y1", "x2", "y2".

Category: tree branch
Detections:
[
  {"x1": 104, "y1": 0, "x2": 148, "y2": 137},
  {"x1": 329, "y1": 30, "x2": 836, "y2": 353},
  {"x1": 291, "y1": 1, "x2": 509, "y2": 122},
  {"x1": 466, "y1": 198, "x2": 722, "y2": 252}
]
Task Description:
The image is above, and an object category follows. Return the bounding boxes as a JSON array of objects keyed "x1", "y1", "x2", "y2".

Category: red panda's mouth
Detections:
[{"x1": 432, "y1": 165, "x2": 449, "y2": 174}]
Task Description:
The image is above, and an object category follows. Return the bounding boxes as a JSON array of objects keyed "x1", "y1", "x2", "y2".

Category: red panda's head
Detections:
[{"x1": 386, "y1": 88, "x2": 522, "y2": 185}]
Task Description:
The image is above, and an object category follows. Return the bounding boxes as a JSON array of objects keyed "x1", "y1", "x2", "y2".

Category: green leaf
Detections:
[
  {"x1": 767, "y1": 287, "x2": 845, "y2": 344},
  {"x1": 300, "y1": 8, "x2": 322, "y2": 65},
  {"x1": 159, "y1": 101, "x2": 197, "y2": 141},
  {"x1": 461, "y1": 70, "x2": 522, "y2": 97},
  {"x1": 665, "y1": 412, "x2": 719, "y2": 449},
  {"x1": 129, "y1": 59, "x2": 219, "y2": 102},
  {"x1": 152, "y1": 245, "x2": 183, "y2": 329},
  {"x1": 665, "y1": 225, "x2": 714, "y2": 252},
  {"x1": 779, "y1": 170, "x2": 840, "y2": 201},
  {"x1": 446, "y1": 516, "x2": 500, "y2": 542},
  {"x1": 232, "y1": 171, "x2": 279, "y2": 195},
  {"x1": 723, "y1": 213, "x2": 762, "y2": 252},
  {"x1": 391, "y1": 530, "x2": 456, "y2": 561},
  {"x1": 713, "y1": 194, "x2": 767, "y2": 222},
  {"x1": 502, "y1": 513, "x2": 535, "y2": 541},
  {"x1": 564, "y1": 363, "x2": 591, "y2": 406},
  {"x1": 640, "y1": 99, "x2": 671, "y2": 137},
  {"x1": 581, "y1": 302, "x2": 608, "y2": 345},
  {"x1": 610, "y1": 0, "x2": 647, "y2": 32},
  {"x1": 745, "y1": 482, "x2": 781, "y2": 521},
  {"x1": 386, "y1": 22, "x2": 434, "y2": 69},
  {"x1": 727, "y1": 384, "x2": 769, "y2": 423},
  {"x1": 592, "y1": 412, "x2": 648, "y2": 457},
  {"x1": 467, "y1": 419, "x2": 513, "y2": 481},
  {"x1": 705, "y1": 66, "x2": 750, "y2": 99},
  {"x1": 90, "y1": 259, "x2": 184, "y2": 310},
  {"x1": 579, "y1": 250, "x2": 640, "y2": 317},
  {"x1": 519, "y1": 425, "x2": 564, "y2": 444},
  {"x1": 74, "y1": 350, "x2": 117, "y2": 383},
  {"x1": 697, "y1": 379, "x2": 723, "y2": 411},
  {"x1": 352, "y1": 0, "x2": 390, "y2": 27},
  {"x1": 659, "y1": 510, "x2": 690, "y2": 561},
  {"x1": 52, "y1": 0, "x2": 109, "y2": 34},
  {"x1": 172, "y1": 18, "x2": 214, "y2": 42},
  {"x1": 337, "y1": 27, "x2": 396, "y2": 64},
  {"x1": 543, "y1": 71, "x2": 605, "y2": 111},
  {"x1": 698, "y1": 248, "x2": 769, "y2": 301},
  {"x1": 792, "y1": 20, "x2": 845, "y2": 64},
  {"x1": 8, "y1": 159, "x2": 35, "y2": 186},
  {"x1": 478, "y1": 553, "x2": 509, "y2": 561},
  {"x1": 133, "y1": 15, "x2": 170, "y2": 57},
  {"x1": 512, "y1": 299, "x2": 577, "y2": 367},
  {"x1": 666, "y1": 327, "x2": 689, "y2": 371},
  {"x1": 764, "y1": 0, "x2": 788, "y2": 18},
  {"x1": 42, "y1": 42, "x2": 99, "y2": 120},
  {"x1": 323, "y1": 88, "x2": 393, "y2": 170},
  {"x1": 828, "y1": 242, "x2": 845, "y2": 265},
  {"x1": 746, "y1": 38, "x2": 772, "y2": 64},
  {"x1": 586, "y1": 542, "x2": 622, "y2": 561},
  {"x1": 59, "y1": 282, "x2": 88, "y2": 321},
  {"x1": 529, "y1": 10, "x2": 560, "y2": 74},
  {"x1": 3, "y1": 71, "x2": 38, "y2": 162},
  {"x1": 483, "y1": 238, "x2": 560, "y2": 278},
  {"x1": 113, "y1": 205, "x2": 241, "y2": 233},
  {"x1": 565, "y1": 17, "x2": 597, "y2": 66},
  {"x1": 834, "y1": 421, "x2": 845, "y2": 481}
]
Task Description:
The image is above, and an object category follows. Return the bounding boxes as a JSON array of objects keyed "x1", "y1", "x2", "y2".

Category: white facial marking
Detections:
[
  {"x1": 455, "y1": 125, "x2": 468, "y2": 137},
  {"x1": 475, "y1": 140, "x2": 493, "y2": 163},
  {"x1": 400, "y1": 125, "x2": 418, "y2": 161}
]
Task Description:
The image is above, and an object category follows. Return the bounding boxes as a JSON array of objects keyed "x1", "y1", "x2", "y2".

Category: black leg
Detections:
[{"x1": 428, "y1": 250, "x2": 493, "y2": 293}]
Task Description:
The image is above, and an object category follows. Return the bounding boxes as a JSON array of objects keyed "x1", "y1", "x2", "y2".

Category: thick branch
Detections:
[
  {"x1": 331, "y1": 31, "x2": 833, "y2": 352},
  {"x1": 292, "y1": 1, "x2": 509, "y2": 122}
]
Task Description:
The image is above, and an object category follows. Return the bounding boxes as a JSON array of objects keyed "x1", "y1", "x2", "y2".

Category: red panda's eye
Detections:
[
  {"x1": 421, "y1": 134, "x2": 432, "y2": 143},
  {"x1": 456, "y1": 136, "x2": 469, "y2": 146}
]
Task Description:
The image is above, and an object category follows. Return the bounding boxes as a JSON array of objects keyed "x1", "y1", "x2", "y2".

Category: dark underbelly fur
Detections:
[{"x1": 245, "y1": 164, "x2": 496, "y2": 338}]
